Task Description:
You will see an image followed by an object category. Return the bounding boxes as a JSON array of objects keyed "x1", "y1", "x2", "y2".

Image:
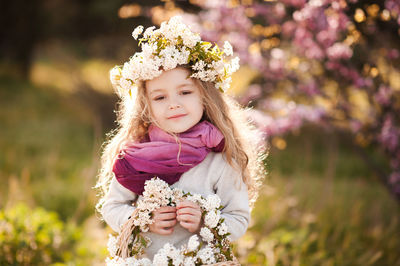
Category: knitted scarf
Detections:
[{"x1": 112, "y1": 121, "x2": 224, "y2": 195}]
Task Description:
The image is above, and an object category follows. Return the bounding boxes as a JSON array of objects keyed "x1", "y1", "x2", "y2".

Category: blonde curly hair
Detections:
[{"x1": 95, "y1": 66, "x2": 267, "y2": 212}]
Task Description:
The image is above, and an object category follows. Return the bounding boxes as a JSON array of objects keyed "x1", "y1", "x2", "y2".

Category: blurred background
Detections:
[{"x1": 1, "y1": 0, "x2": 400, "y2": 265}]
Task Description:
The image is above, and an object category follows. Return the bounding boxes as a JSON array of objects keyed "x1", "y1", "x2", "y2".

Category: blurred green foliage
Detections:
[
  {"x1": 0, "y1": 77, "x2": 95, "y2": 222},
  {"x1": 0, "y1": 203, "x2": 82, "y2": 265},
  {"x1": 235, "y1": 174, "x2": 400, "y2": 265},
  {"x1": 234, "y1": 134, "x2": 400, "y2": 265}
]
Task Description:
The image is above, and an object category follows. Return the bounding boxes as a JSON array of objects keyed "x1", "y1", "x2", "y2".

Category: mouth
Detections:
[{"x1": 167, "y1": 114, "x2": 187, "y2": 119}]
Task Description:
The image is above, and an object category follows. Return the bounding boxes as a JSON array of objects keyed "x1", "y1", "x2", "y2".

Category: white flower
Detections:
[
  {"x1": 200, "y1": 227, "x2": 214, "y2": 242},
  {"x1": 186, "y1": 193, "x2": 204, "y2": 205},
  {"x1": 134, "y1": 210, "x2": 152, "y2": 231},
  {"x1": 223, "y1": 41, "x2": 233, "y2": 56},
  {"x1": 204, "y1": 194, "x2": 221, "y2": 211},
  {"x1": 218, "y1": 223, "x2": 228, "y2": 235},
  {"x1": 191, "y1": 69, "x2": 217, "y2": 82},
  {"x1": 163, "y1": 57, "x2": 178, "y2": 71},
  {"x1": 153, "y1": 243, "x2": 185, "y2": 265},
  {"x1": 136, "y1": 258, "x2": 152, "y2": 266},
  {"x1": 227, "y1": 57, "x2": 240, "y2": 74},
  {"x1": 141, "y1": 43, "x2": 157, "y2": 57},
  {"x1": 183, "y1": 257, "x2": 196, "y2": 266},
  {"x1": 159, "y1": 45, "x2": 181, "y2": 71},
  {"x1": 187, "y1": 235, "x2": 200, "y2": 251},
  {"x1": 142, "y1": 178, "x2": 173, "y2": 204},
  {"x1": 171, "y1": 253, "x2": 184, "y2": 266},
  {"x1": 121, "y1": 61, "x2": 135, "y2": 81},
  {"x1": 177, "y1": 47, "x2": 190, "y2": 65},
  {"x1": 211, "y1": 60, "x2": 225, "y2": 76},
  {"x1": 107, "y1": 234, "x2": 118, "y2": 257},
  {"x1": 125, "y1": 257, "x2": 137, "y2": 265},
  {"x1": 192, "y1": 60, "x2": 207, "y2": 71},
  {"x1": 143, "y1": 26, "x2": 156, "y2": 38},
  {"x1": 172, "y1": 188, "x2": 184, "y2": 202},
  {"x1": 106, "y1": 256, "x2": 128, "y2": 266},
  {"x1": 182, "y1": 32, "x2": 201, "y2": 48},
  {"x1": 109, "y1": 67, "x2": 121, "y2": 86},
  {"x1": 160, "y1": 243, "x2": 176, "y2": 254},
  {"x1": 197, "y1": 246, "x2": 216, "y2": 264},
  {"x1": 132, "y1": 25, "x2": 144, "y2": 40},
  {"x1": 153, "y1": 253, "x2": 169, "y2": 266},
  {"x1": 221, "y1": 77, "x2": 232, "y2": 92},
  {"x1": 119, "y1": 78, "x2": 132, "y2": 91},
  {"x1": 160, "y1": 18, "x2": 185, "y2": 44},
  {"x1": 204, "y1": 210, "x2": 220, "y2": 228}
]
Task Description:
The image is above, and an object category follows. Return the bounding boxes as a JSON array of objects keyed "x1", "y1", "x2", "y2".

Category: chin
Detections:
[
  {"x1": 166, "y1": 125, "x2": 192, "y2": 134},
  {"x1": 170, "y1": 128, "x2": 189, "y2": 134}
]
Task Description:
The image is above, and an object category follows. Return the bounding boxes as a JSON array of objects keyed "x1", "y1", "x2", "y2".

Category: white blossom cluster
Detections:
[
  {"x1": 151, "y1": 236, "x2": 217, "y2": 266},
  {"x1": 107, "y1": 234, "x2": 119, "y2": 257},
  {"x1": 106, "y1": 177, "x2": 233, "y2": 265},
  {"x1": 133, "y1": 177, "x2": 174, "y2": 232},
  {"x1": 106, "y1": 256, "x2": 152, "y2": 266},
  {"x1": 110, "y1": 15, "x2": 240, "y2": 98},
  {"x1": 106, "y1": 235, "x2": 152, "y2": 266}
]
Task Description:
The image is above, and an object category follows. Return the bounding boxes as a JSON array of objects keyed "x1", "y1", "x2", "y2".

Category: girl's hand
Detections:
[
  {"x1": 149, "y1": 206, "x2": 177, "y2": 235},
  {"x1": 176, "y1": 200, "x2": 202, "y2": 233}
]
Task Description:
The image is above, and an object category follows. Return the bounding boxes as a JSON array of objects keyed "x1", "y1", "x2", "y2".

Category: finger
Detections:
[
  {"x1": 156, "y1": 212, "x2": 177, "y2": 221},
  {"x1": 157, "y1": 219, "x2": 177, "y2": 228},
  {"x1": 177, "y1": 208, "x2": 201, "y2": 217},
  {"x1": 177, "y1": 201, "x2": 199, "y2": 209},
  {"x1": 156, "y1": 227, "x2": 174, "y2": 235},
  {"x1": 179, "y1": 221, "x2": 198, "y2": 233},
  {"x1": 177, "y1": 214, "x2": 200, "y2": 223},
  {"x1": 177, "y1": 207, "x2": 201, "y2": 214},
  {"x1": 157, "y1": 206, "x2": 177, "y2": 213}
]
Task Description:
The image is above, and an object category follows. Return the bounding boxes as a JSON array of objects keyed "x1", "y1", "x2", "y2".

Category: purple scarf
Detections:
[{"x1": 112, "y1": 121, "x2": 224, "y2": 195}]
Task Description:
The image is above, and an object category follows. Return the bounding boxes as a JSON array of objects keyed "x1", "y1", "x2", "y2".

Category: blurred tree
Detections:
[
  {"x1": 0, "y1": 0, "x2": 165, "y2": 79},
  {"x1": 0, "y1": 0, "x2": 42, "y2": 78},
  {"x1": 0, "y1": 203, "x2": 83, "y2": 265}
]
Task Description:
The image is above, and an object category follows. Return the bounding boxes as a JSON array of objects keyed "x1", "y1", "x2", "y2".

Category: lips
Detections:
[{"x1": 168, "y1": 114, "x2": 187, "y2": 119}]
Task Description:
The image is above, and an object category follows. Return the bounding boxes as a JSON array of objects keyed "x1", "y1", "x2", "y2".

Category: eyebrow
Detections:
[{"x1": 149, "y1": 82, "x2": 194, "y2": 94}]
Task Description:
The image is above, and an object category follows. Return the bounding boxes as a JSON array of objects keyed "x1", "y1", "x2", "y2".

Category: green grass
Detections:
[
  {"x1": 239, "y1": 172, "x2": 400, "y2": 265},
  {"x1": 236, "y1": 132, "x2": 400, "y2": 265},
  {"x1": 267, "y1": 128, "x2": 390, "y2": 182},
  {"x1": 0, "y1": 77, "x2": 96, "y2": 222}
]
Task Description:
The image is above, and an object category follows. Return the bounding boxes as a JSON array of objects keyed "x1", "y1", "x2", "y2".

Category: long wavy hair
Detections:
[{"x1": 95, "y1": 66, "x2": 267, "y2": 212}]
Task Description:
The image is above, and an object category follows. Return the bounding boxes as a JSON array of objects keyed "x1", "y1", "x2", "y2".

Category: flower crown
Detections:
[{"x1": 110, "y1": 16, "x2": 240, "y2": 97}]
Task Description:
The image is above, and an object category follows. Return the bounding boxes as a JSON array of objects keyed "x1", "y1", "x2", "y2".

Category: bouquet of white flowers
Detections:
[{"x1": 105, "y1": 177, "x2": 239, "y2": 266}]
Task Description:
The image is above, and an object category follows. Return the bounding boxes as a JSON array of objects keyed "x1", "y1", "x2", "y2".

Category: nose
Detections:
[
  {"x1": 168, "y1": 96, "x2": 181, "y2": 110},
  {"x1": 168, "y1": 103, "x2": 181, "y2": 110}
]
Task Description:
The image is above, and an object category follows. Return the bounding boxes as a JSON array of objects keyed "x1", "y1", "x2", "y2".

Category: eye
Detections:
[
  {"x1": 181, "y1": 90, "x2": 192, "y2": 95},
  {"x1": 153, "y1": 96, "x2": 165, "y2": 101}
]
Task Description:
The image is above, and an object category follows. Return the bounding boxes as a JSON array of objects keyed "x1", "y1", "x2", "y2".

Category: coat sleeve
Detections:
[
  {"x1": 214, "y1": 160, "x2": 250, "y2": 241},
  {"x1": 101, "y1": 177, "x2": 138, "y2": 232}
]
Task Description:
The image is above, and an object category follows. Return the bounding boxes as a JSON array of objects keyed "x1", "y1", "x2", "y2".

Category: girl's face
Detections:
[{"x1": 145, "y1": 67, "x2": 204, "y2": 133}]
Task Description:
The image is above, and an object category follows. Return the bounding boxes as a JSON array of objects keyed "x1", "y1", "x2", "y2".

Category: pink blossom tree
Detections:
[{"x1": 173, "y1": 0, "x2": 400, "y2": 200}]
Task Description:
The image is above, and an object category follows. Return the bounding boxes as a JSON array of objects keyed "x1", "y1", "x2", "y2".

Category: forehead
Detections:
[{"x1": 146, "y1": 68, "x2": 195, "y2": 92}]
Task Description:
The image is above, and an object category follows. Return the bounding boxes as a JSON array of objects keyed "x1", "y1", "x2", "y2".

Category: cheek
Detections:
[
  {"x1": 196, "y1": 97, "x2": 204, "y2": 113},
  {"x1": 191, "y1": 98, "x2": 204, "y2": 117},
  {"x1": 149, "y1": 102, "x2": 163, "y2": 120}
]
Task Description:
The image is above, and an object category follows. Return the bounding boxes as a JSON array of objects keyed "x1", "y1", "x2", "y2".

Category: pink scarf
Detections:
[{"x1": 112, "y1": 121, "x2": 224, "y2": 195}]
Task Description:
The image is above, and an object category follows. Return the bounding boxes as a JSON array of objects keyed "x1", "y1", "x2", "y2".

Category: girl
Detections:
[{"x1": 96, "y1": 16, "x2": 265, "y2": 261}]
